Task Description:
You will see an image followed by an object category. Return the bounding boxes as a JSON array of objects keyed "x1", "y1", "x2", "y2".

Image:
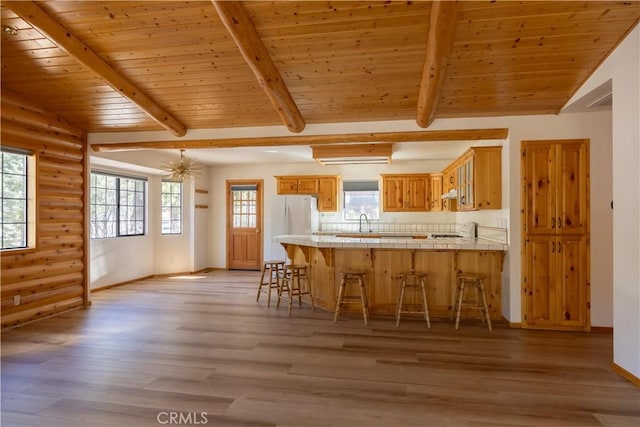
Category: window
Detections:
[
  {"x1": 161, "y1": 181, "x2": 182, "y2": 234},
  {"x1": 1, "y1": 149, "x2": 35, "y2": 250},
  {"x1": 231, "y1": 184, "x2": 257, "y2": 228},
  {"x1": 343, "y1": 180, "x2": 380, "y2": 220},
  {"x1": 90, "y1": 172, "x2": 146, "y2": 239}
]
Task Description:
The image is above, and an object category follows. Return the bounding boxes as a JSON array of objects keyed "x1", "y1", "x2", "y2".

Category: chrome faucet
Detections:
[{"x1": 359, "y1": 213, "x2": 371, "y2": 233}]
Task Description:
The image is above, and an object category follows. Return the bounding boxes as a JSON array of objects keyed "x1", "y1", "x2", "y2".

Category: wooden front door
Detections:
[{"x1": 227, "y1": 180, "x2": 262, "y2": 270}]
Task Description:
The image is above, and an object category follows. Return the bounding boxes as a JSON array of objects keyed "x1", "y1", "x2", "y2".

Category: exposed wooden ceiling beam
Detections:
[
  {"x1": 3, "y1": 1, "x2": 188, "y2": 137},
  {"x1": 90, "y1": 128, "x2": 508, "y2": 152},
  {"x1": 416, "y1": 1, "x2": 460, "y2": 128},
  {"x1": 212, "y1": 0, "x2": 305, "y2": 133}
]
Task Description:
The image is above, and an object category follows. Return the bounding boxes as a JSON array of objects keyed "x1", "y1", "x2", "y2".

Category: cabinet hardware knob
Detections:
[
  {"x1": 551, "y1": 217, "x2": 556, "y2": 228},
  {"x1": 552, "y1": 241, "x2": 555, "y2": 253},
  {"x1": 558, "y1": 242, "x2": 562, "y2": 253}
]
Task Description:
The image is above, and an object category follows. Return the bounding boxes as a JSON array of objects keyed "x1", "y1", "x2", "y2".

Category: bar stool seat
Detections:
[
  {"x1": 452, "y1": 272, "x2": 492, "y2": 331},
  {"x1": 277, "y1": 264, "x2": 315, "y2": 316},
  {"x1": 256, "y1": 260, "x2": 285, "y2": 307},
  {"x1": 334, "y1": 270, "x2": 370, "y2": 325},
  {"x1": 396, "y1": 270, "x2": 430, "y2": 328}
]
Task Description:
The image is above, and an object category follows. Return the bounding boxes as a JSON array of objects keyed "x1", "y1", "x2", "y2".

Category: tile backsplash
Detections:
[
  {"x1": 318, "y1": 222, "x2": 508, "y2": 244},
  {"x1": 320, "y1": 222, "x2": 457, "y2": 233}
]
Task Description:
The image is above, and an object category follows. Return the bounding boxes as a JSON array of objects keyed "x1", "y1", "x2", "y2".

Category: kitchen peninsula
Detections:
[{"x1": 276, "y1": 233, "x2": 507, "y2": 319}]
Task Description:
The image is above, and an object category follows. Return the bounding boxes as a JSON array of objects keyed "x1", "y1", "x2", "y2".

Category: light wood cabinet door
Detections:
[
  {"x1": 297, "y1": 177, "x2": 319, "y2": 194},
  {"x1": 277, "y1": 177, "x2": 299, "y2": 194},
  {"x1": 524, "y1": 142, "x2": 558, "y2": 235},
  {"x1": 317, "y1": 177, "x2": 338, "y2": 212},
  {"x1": 524, "y1": 234, "x2": 589, "y2": 329},
  {"x1": 430, "y1": 174, "x2": 443, "y2": 211},
  {"x1": 382, "y1": 174, "x2": 430, "y2": 212},
  {"x1": 555, "y1": 235, "x2": 589, "y2": 328},
  {"x1": 556, "y1": 142, "x2": 588, "y2": 235},
  {"x1": 382, "y1": 176, "x2": 405, "y2": 211},
  {"x1": 524, "y1": 141, "x2": 587, "y2": 235},
  {"x1": 405, "y1": 175, "x2": 429, "y2": 211},
  {"x1": 524, "y1": 234, "x2": 557, "y2": 327}
]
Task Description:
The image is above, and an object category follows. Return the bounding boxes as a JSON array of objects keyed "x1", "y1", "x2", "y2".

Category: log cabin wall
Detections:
[{"x1": 1, "y1": 90, "x2": 88, "y2": 328}]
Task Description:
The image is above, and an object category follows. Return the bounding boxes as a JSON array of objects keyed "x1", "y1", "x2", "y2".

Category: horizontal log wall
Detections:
[{"x1": 1, "y1": 90, "x2": 88, "y2": 328}]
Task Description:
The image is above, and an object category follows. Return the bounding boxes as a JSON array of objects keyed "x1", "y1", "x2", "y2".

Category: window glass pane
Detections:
[
  {"x1": 161, "y1": 180, "x2": 182, "y2": 234},
  {"x1": 90, "y1": 173, "x2": 145, "y2": 238},
  {"x1": 1, "y1": 151, "x2": 29, "y2": 250},
  {"x1": 343, "y1": 189, "x2": 380, "y2": 221}
]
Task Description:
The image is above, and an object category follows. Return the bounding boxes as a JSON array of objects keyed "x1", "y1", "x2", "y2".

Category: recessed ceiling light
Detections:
[
  {"x1": 2, "y1": 25, "x2": 18, "y2": 36},
  {"x1": 265, "y1": 150, "x2": 278, "y2": 153}
]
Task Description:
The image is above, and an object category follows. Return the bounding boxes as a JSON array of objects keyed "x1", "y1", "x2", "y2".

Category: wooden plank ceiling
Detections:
[{"x1": 1, "y1": 1, "x2": 639, "y2": 135}]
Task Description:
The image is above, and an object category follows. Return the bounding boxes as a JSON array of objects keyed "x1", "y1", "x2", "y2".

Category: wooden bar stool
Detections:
[
  {"x1": 256, "y1": 260, "x2": 285, "y2": 307},
  {"x1": 277, "y1": 264, "x2": 315, "y2": 316},
  {"x1": 334, "y1": 270, "x2": 370, "y2": 325},
  {"x1": 452, "y1": 273, "x2": 492, "y2": 331},
  {"x1": 396, "y1": 271, "x2": 430, "y2": 328}
]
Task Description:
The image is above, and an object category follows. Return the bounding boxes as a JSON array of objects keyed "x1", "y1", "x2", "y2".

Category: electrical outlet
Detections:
[{"x1": 13, "y1": 295, "x2": 20, "y2": 306}]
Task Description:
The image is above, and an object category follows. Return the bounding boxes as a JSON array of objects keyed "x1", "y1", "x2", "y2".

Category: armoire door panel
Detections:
[
  {"x1": 556, "y1": 142, "x2": 589, "y2": 235},
  {"x1": 556, "y1": 236, "x2": 589, "y2": 327},
  {"x1": 525, "y1": 143, "x2": 556, "y2": 235},
  {"x1": 525, "y1": 235, "x2": 557, "y2": 327}
]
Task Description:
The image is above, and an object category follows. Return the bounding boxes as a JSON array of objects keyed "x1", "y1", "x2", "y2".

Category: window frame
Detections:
[
  {"x1": 342, "y1": 180, "x2": 380, "y2": 221},
  {"x1": 1, "y1": 148, "x2": 36, "y2": 252},
  {"x1": 161, "y1": 180, "x2": 183, "y2": 235},
  {"x1": 90, "y1": 171, "x2": 147, "y2": 239}
]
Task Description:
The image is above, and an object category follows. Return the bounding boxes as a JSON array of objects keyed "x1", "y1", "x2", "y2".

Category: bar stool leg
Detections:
[
  {"x1": 396, "y1": 276, "x2": 406, "y2": 327},
  {"x1": 359, "y1": 276, "x2": 369, "y2": 325},
  {"x1": 454, "y1": 278, "x2": 465, "y2": 330},
  {"x1": 257, "y1": 264, "x2": 268, "y2": 302},
  {"x1": 451, "y1": 278, "x2": 460, "y2": 321},
  {"x1": 333, "y1": 277, "x2": 346, "y2": 323},
  {"x1": 288, "y1": 270, "x2": 297, "y2": 316},
  {"x1": 419, "y1": 276, "x2": 431, "y2": 328},
  {"x1": 277, "y1": 271, "x2": 289, "y2": 310},
  {"x1": 479, "y1": 280, "x2": 492, "y2": 331},
  {"x1": 305, "y1": 270, "x2": 315, "y2": 312}
]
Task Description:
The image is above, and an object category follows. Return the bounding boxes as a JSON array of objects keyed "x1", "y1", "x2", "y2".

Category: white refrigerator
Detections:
[{"x1": 269, "y1": 195, "x2": 319, "y2": 261}]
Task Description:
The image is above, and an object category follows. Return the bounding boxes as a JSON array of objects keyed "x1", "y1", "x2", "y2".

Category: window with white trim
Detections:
[{"x1": 161, "y1": 181, "x2": 182, "y2": 234}]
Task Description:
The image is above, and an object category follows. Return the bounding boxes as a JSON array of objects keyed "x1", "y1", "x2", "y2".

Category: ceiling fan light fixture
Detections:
[{"x1": 163, "y1": 149, "x2": 200, "y2": 182}]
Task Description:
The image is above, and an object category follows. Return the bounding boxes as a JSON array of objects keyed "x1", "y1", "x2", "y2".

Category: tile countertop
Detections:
[{"x1": 275, "y1": 234, "x2": 508, "y2": 251}]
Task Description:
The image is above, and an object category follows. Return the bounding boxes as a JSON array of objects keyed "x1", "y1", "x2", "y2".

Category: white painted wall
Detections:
[
  {"x1": 569, "y1": 25, "x2": 640, "y2": 379},
  {"x1": 89, "y1": 161, "x2": 196, "y2": 289}
]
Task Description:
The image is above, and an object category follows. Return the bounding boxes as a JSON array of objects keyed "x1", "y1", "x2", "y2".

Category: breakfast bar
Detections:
[{"x1": 276, "y1": 234, "x2": 507, "y2": 320}]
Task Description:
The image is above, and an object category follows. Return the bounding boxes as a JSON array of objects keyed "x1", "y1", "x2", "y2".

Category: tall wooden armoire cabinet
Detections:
[{"x1": 521, "y1": 139, "x2": 590, "y2": 331}]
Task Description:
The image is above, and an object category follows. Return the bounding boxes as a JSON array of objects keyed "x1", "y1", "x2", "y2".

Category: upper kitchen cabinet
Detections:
[
  {"x1": 382, "y1": 174, "x2": 431, "y2": 212},
  {"x1": 274, "y1": 175, "x2": 340, "y2": 212},
  {"x1": 317, "y1": 177, "x2": 339, "y2": 212},
  {"x1": 276, "y1": 176, "x2": 319, "y2": 194},
  {"x1": 522, "y1": 140, "x2": 589, "y2": 236},
  {"x1": 455, "y1": 147, "x2": 502, "y2": 211},
  {"x1": 430, "y1": 173, "x2": 443, "y2": 211}
]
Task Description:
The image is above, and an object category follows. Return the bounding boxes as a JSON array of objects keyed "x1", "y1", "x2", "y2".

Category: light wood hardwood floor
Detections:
[{"x1": 2, "y1": 270, "x2": 638, "y2": 427}]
